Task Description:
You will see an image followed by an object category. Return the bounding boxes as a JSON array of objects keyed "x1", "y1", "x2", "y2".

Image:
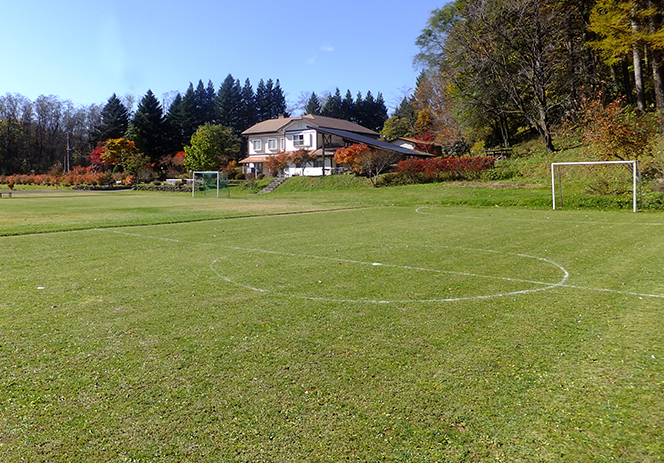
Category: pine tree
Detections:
[
  {"x1": 355, "y1": 91, "x2": 373, "y2": 129},
  {"x1": 193, "y1": 80, "x2": 215, "y2": 126},
  {"x1": 270, "y1": 79, "x2": 288, "y2": 118},
  {"x1": 216, "y1": 74, "x2": 243, "y2": 135},
  {"x1": 354, "y1": 91, "x2": 364, "y2": 124},
  {"x1": 374, "y1": 92, "x2": 389, "y2": 130},
  {"x1": 322, "y1": 88, "x2": 343, "y2": 118},
  {"x1": 239, "y1": 79, "x2": 257, "y2": 131},
  {"x1": 165, "y1": 93, "x2": 187, "y2": 152},
  {"x1": 128, "y1": 90, "x2": 168, "y2": 163},
  {"x1": 305, "y1": 92, "x2": 322, "y2": 115},
  {"x1": 255, "y1": 79, "x2": 269, "y2": 121},
  {"x1": 395, "y1": 96, "x2": 418, "y2": 123},
  {"x1": 180, "y1": 83, "x2": 198, "y2": 141},
  {"x1": 202, "y1": 80, "x2": 217, "y2": 124},
  {"x1": 341, "y1": 90, "x2": 355, "y2": 121},
  {"x1": 92, "y1": 94, "x2": 130, "y2": 144}
]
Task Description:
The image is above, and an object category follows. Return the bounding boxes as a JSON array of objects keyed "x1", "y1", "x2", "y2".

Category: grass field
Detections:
[{"x1": 1, "y1": 186, "x2": 663, "y2": 461}]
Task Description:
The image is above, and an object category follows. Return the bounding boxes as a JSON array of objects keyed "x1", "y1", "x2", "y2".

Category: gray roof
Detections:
[
  {"x1": 241, "y1": 114, "x2": 379, "y2": 137},
  {"x1": 315, "y1": 127, "x2": 433, "y2": 158}
]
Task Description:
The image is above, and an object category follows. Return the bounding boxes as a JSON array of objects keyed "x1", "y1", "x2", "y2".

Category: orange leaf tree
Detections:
[
  {"x1": 101, "y1": 138, "x2": 138, "y2": 166},
  {"x1": 265, "y1": 151, "x2": 290, "y2": 176},
  {"x1": 101, "y1": 138, "x2": 150, "y2": 176},
  {"x1": 335, "y1": 144, "x2": 401, "y2": 186},
  {"x1": 289, "y1": 149, "x2": 317, "y2": 168}
]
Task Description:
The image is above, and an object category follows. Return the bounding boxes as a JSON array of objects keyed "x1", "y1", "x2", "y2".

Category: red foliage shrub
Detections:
[
  {"x1": 0, "y1": 166, "x2": 110, "y2": 188},
  {"x1": 395, "y1": 156, "x2": 495, "y2": 181},
  {"x1": 578, "y1": 92, "x2": 658, "y2": 161}
]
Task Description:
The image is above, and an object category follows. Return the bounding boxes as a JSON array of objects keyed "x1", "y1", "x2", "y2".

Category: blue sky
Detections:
[{"x1": 1, "y1": 1, "x2": 443, "y2": 113}]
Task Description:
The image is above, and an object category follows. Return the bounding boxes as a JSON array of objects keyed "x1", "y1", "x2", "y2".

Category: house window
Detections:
[
  {"x1": 252, "y1": 139, "x2": 262, "y2": 151},
  {"x1": 267, "y1": 139, "x2": 277, "y2": 150},
  {"x1": 280, "y1": 138, "x2": 285, "y2": 150},
  {"x1": 293, "y1": 134, "x2": 305, "y2": 147}
]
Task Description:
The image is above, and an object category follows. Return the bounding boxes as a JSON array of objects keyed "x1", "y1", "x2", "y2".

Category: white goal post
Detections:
[
  {"x1": 551, "y1": 160, "x2": 640, "y2": 212},
  {"x1": 191, "y1": 171, "x2": 229, "y2": 198}
]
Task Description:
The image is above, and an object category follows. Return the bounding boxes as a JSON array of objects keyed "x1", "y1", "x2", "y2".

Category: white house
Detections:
[{"x1": 240, "y1": 114, "x2": 429, "y2": 177}]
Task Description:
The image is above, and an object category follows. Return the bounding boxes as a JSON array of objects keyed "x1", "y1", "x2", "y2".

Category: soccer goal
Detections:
[
  {"x1": 551, "y1": 160, "x2": 640, "y2": 212},
  {"x1": 192, "y1": 171, "x2": 229, "y2": 198}
]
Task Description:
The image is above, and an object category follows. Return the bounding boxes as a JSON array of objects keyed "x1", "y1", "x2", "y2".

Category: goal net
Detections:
[
  {"x1": 551, "y1": 161, "x2": 640, "y2": 212},
  {"x1": 192, "y1": 171, "x2": 229, "y2": 198}
]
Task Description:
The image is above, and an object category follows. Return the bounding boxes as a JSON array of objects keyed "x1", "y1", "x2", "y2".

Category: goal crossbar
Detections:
[{"x1": 551, "y1": 161, "x2": 639, "y2": 212}]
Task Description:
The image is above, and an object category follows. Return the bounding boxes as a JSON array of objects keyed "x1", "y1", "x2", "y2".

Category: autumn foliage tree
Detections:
[
  {"x1": 265, "y1": 151, "x2": 290, "y2": 176},
  {"x1": 334, "y1": 144, "x2": 401, "y2": 186},
  {"x1": 579, "y1": 92, "x2": 659, "y2": 160},
  {"x1": 101, "y1": 138, "x2": 150, "y2": 177},
  {"x1": 87, "y1": 142, "x2": 106, "y2": 168},
  {"x1": 289, "y1": 149, "x2": 317, "y2": 168}
]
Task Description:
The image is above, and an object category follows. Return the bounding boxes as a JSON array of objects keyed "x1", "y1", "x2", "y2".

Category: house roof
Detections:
[
  {"x1": 238, "y1": 155, "x2": 270, "y2": 164},
  {"x1": 241, "y1": 114, "x2": 379, "y2": 137},
  {"x1": 315, "y1": 127, "x2": 433, "y2": 158}
]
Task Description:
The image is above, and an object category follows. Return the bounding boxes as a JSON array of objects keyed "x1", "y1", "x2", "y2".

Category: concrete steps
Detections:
[{"x1": 257, "y1": 177, "x2": 287, "y2": 194}]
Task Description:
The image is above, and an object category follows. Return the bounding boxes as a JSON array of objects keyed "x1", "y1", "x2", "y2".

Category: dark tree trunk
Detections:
[{"x1": 649, "y1": 0, "x2": 664, "y2": 131}]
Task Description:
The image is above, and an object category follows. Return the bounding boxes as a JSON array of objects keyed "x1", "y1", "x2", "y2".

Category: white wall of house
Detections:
[
  {"x1": 282, "y1": 158, "x2": 341, "y2": 177},
  {"x1": 247, "y1": 125, "x2": 323, "y2": 156},
  {"x1": 248, "y1": 135, "x2": 285, "y2": 156},
  {"x1": 245, "y1": 122, "x2": 350, "y2": 176}
]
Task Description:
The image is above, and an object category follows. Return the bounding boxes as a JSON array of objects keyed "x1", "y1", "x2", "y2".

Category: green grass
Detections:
[{"x1": 1, "y1": 187, "x2": 663, "y2": 461}]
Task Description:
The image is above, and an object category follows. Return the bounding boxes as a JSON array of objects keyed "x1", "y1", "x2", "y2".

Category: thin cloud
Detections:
[
  {"x1": 308, "y1": 55, "x2": 317, "y2": 65},
  {"x1": 321, "y1": 44, "x2": 334, "y2": 52}
]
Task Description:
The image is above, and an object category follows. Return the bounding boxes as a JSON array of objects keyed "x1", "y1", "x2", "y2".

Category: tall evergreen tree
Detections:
[
  {"x1": 239, "y1": 78, "x2": 258, "y2": 131},
  {"x1": 322, "y1": 88, "x2": 343, "y2": 118},
  {"x1": 305, "y1": 92, "x2": 322, "y2": 115},
  {"x1": 374, "y1": 92, "x2": 389, "y2": 130},
  {"x1": 165, "y1": 93, "x2": 187, "y2": 152},
  {"x1": 269, "y1": 79, "x2": 288, "y2": 119},
  {"x1": 341, "y1": 90, "x2": 355, "y2": 121},
  {"x1": 202, "y1": 80, "x2": 217, "y2": 124},
  {"x1": 192, "y1": 80, "x2": 215, "y2": 127},
  {"x1": 354, "y1": 91, "x2": 364, "y2": 122},
  {"x1": 216, "y1": 74, "x2": 243, "y2": 135},
  {"x1": 180, "y1": 83, "x2": 199, "y2": 142},
  {"x1": 355, "y1": 91, "x2": 373, "y2": 129},
  {"x1": 92, "y1": 94, "x2": 130, "y2": 144},
  {"x1": 252, "y1": 78, "x2": 288, "y2": 121},
  {"x1": 128, "y1": 90, "x2": 168, "y2": 163},
  {"x1": 394, "y1": 96, "x2": 418, "y2": 123},
  {"x1": 255, "y1": 79, "x2": 269, "y2": 121}
]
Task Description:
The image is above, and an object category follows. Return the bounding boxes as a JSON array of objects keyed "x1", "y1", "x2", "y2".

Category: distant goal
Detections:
[
  {"x1": 551, "y1": 161, "x2": 640, "y2": 212},
  {"x1": 192, "y1": 171, "x2": 229, "y2": 198}
]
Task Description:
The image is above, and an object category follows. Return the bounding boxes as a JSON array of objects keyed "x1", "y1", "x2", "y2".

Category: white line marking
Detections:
[
  {"x1": 208, "y1": 244, "x2": 569, "y2": 303},
  {"x1": 96, "y1": 228, "x2": 664, "y2": 302}
]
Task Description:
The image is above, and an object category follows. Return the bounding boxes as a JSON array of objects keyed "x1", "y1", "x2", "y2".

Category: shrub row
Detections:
[
  {"x1": 398, "y1": 156, "x2": 496, "y2": 176},
  {"x1": 0, "y1": 168, "x2": 145, "y2": 188},
  {"x1": 378, "y1": 156, "x2": 496, "y2": 186},
  {"x1": 1, "y1": 167, "x2": 112, "y2": 187},
  {"x1": 134, "y1": 183, "x2": 191, "y2": 192}
]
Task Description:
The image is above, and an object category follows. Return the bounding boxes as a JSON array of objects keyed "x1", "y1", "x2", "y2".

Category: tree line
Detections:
[
  {"x1": 0, "y1": 76, "x2": 287, "y2": 176},
  {"x1": 303, "y1": 88, "x2": 389, "y2": 132},
  {"x1": 398, "y1": 0, "x2": 664, "y2": 154},
  {"x1": 0, "y1": 75, "x2": 394, "y2": 176}
]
